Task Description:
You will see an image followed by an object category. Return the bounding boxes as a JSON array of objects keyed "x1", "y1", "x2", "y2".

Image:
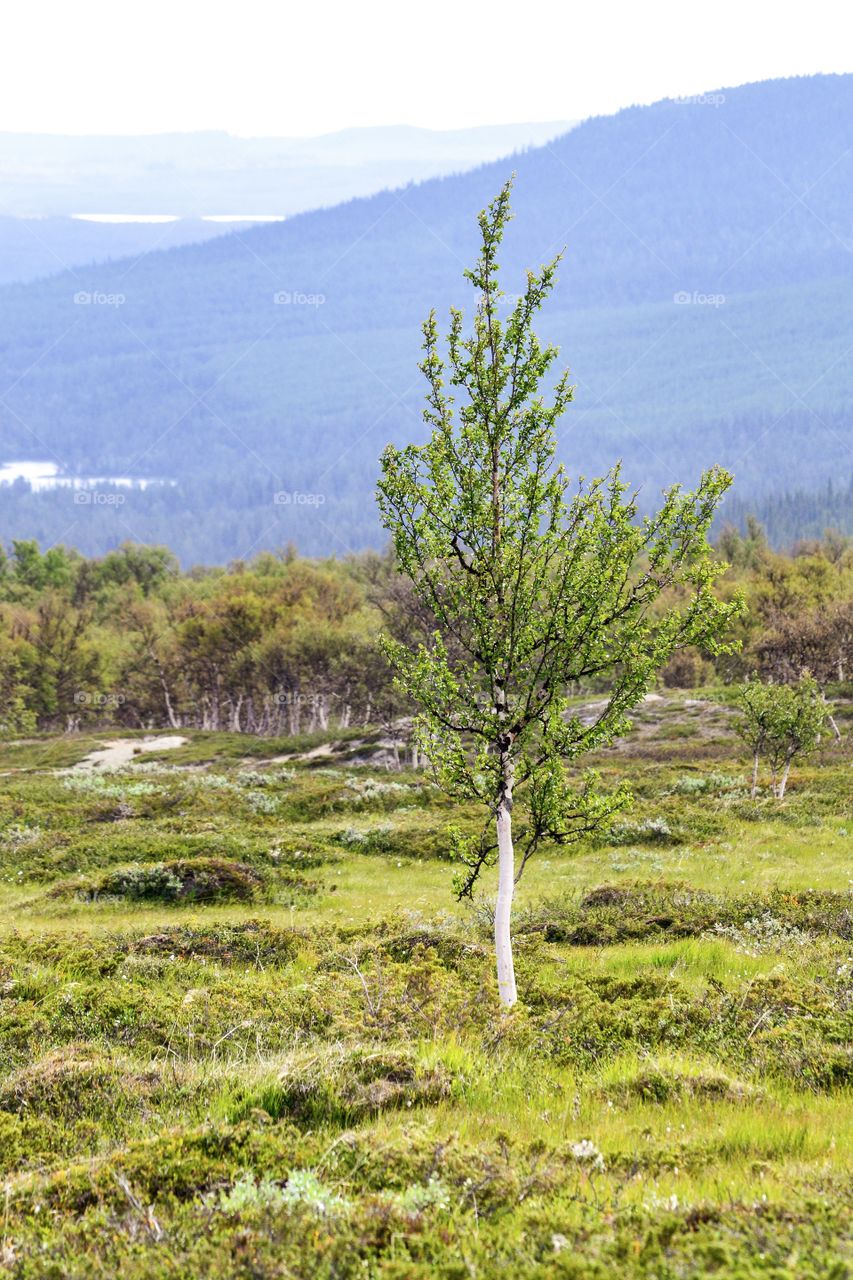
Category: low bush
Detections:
[
  {"x1": 52, "y1": 858, "x2": 266, "y2": 904},
  {"x1": 606, "y1": 817, "x2": 678, "y2": 846},
  {"x1": 125, "y1": 919, "x2": 303, "y2": 966},
  {"x1": 512, "y1": 883, "x2": 853, "y2": 946}
]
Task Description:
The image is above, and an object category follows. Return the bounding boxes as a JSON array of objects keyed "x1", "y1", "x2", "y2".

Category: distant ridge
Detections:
[{"x1": 0, "y1": 121, "x2": 575, "y2": 285}]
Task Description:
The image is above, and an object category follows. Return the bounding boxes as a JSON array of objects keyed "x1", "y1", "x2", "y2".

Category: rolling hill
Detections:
[{"x1": 0, "y1": 74, "x2": 851, "y2": 563}]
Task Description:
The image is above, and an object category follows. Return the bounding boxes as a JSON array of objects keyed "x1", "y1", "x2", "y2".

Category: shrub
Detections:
[
  {"x1": 706, "y1": 910, "x2": 813, "y2": 954},
  {"x1": 126, "y1": 920, "x2": 301, "y2": 966},
  {"x1": 606, "y1": 817, "x2": 677, "y2": 846},
  {"x1": 61, "y1": 774, "x2": 158, "y2": 799},
  {"x1": 1, "y1": 823, "x2": 43, "y2": 847},
  {"x1": 661, "y1": 648, "x2": 715, "y2": 688},
  {"x1": 244, "y1": 790, "x2": 280, "y2": 815},
  {"x1": 598, "y1": 1062, "x2": 754, "y2": 1106},
  {"x1": 673, "y1": 773, "x2": 744, "y2": 795},
  {"x1": 0, "y1": 1044, "x2": 159, "y2": 1120},
  {"x1": 510, "y1": 884, "x2": 853, "y2": 946},
  {"x1": 337, "y1": 822, "x2": 396, "y2": 852},
  {"x1": 54, "y1": 858, "x2": 266, "y2": 904}
]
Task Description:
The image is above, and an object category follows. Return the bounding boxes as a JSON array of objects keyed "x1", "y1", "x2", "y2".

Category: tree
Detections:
[
  {"x1": 736, "y1": 674, "x2": 829, "y2": 800},
  {"x1": 93, "y1": 543, "x2": 178, "y2": 598},
  {"x1": 716, "y1": 516, "x2": 768, "y2": 571},
  {"x1": 734, "y1": 678, "x2": 778, "y2": 799},
  {"x1": 377, "y1": 181, "x2": 740, "y2": 1006},
  {"x1": 116, "y1": 597, "x2": 184, "y2": 729},
  {"x1": 755, "y1": 601, "x2": 853, "y2": 687},
  {"x1": 14, "y1": 593, "x2": 102, "y2": 728},
  {"x1": 0, "y1": 630, "x2": 36, "y2": 734}
]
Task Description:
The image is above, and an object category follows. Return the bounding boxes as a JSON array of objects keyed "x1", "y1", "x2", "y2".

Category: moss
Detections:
[
  {"x1": 222, "y1": 1044, "x2": 457, "y2": 1128},
  {"x1": 598, "y1": 1063, "x2": 757, "y2": 1106},
  {"x1": 0, "y1": 1043, "x2": 159, "y2": 1120}
]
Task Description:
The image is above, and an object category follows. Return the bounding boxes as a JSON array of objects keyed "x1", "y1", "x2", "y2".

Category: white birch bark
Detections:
[
  {"x1": 494, "y1": 761, "x2": 517, "y2": 1007},
  {"x1": 155, "y1": 664, "x2": 180, "y2": 730}
]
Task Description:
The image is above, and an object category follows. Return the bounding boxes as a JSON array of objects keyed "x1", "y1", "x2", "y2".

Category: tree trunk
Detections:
[
  {"x1": 751, "y1": 752, "x2": 759, "y2": 800},
  {"x1": 777, "y1": 758, "x2": 792, "y2": 800},
  {"x1": 155, "y1": 663, "x2": 180, "y2": 730},
  {"x1": 494, "y1": 761, "x2": 517, "y2": 1008}
]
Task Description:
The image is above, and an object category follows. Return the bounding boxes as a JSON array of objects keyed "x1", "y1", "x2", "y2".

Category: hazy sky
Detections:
[{"x1": 3, "y1": 0, "x2": 850, "y2": 136}]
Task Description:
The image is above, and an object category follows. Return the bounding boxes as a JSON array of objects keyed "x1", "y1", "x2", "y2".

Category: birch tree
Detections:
[
  {"x1": 734, "y1": 678, "x2": 777, "y2": 799},
  {"x1": 771, "y1": 675, "x2": 829, "y2": 798},
  {"x1": 377, "y1": 180, "x2": 740, "y2": 1006},
  {"x1": 736, "y1": 674, "x2": 829, "y2": 799}
]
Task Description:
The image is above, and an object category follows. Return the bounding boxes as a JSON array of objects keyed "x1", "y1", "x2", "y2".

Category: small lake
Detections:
[{"x1": 0, "y1": 461, "x2": 172, "y2": 491}]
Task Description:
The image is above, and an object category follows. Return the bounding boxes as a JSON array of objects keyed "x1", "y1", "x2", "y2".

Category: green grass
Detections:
[{"x1": 0, "y1": 698, "x2": 850, "y2": 1277}]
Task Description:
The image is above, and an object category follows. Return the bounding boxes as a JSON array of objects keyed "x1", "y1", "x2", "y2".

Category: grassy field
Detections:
[{"x1": 0, "y1": 693, "x2": 850, "y2": 1278}]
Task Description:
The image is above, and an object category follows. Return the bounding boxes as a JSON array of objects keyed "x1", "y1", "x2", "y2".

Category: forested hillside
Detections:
[
  {"x1": 0, "y1": 217, "x2": 260, "y2": 287},
  {"x1": 1, "y1": 75, "x2": 851, "y2": 562},
  {"x1": 724, "y1": 474, "x2": 853, "y2": 546}
]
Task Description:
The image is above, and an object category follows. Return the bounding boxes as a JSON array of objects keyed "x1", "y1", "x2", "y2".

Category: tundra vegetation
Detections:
[{"x1": 0, "y1": 687, "x2": 850, "y2": 1278}]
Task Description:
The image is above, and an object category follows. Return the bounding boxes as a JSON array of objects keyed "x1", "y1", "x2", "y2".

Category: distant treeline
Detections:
[
  {"x1": 0, "y1": 406, "x2": 850, "y2": 567},
  {"x1": 722, "y1": 476, "x2": 853, "y2": 548},
  {"x1": 1, "y1": 525, "x2": 851, "y2": 737}
]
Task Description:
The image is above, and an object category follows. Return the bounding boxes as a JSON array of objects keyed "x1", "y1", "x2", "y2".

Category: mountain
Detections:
[
  {"x1": 0, "y1": 122, "x2": 573, "y2": 284},
  {"x1": 0, "y1": 75, "x2": 851, "y2": 563}
]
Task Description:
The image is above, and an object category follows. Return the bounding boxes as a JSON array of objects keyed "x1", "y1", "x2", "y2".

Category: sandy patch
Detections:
[{"x1": 71, "y1": 736, "x2": 187, "y2": 771}]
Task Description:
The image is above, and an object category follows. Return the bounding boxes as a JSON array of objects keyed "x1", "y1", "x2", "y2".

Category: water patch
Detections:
[{"x1": 0, "y1": 460, "x2": 173, "y2": 491}]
